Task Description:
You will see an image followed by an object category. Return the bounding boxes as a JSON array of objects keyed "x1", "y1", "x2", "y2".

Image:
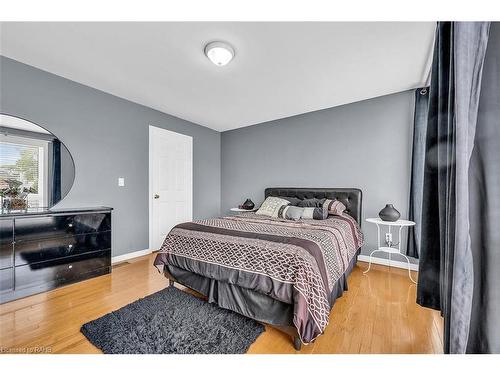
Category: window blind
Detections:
[{"x1": 0, "y1": 140, "x2": 40, "y2": 194}]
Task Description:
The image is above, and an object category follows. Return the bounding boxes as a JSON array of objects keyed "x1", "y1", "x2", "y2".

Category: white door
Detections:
[{"x1": 149, "y1": 126, "x2": 193, "y2": 250}]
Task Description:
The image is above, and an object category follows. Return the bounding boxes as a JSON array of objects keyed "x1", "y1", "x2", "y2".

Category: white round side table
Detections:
[{"x1": 364, "y1": 218, "x2": 417, "y2": 283}]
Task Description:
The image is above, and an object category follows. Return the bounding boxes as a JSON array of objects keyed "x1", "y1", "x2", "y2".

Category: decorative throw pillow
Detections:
[
  {"x1": 256, "y1": 197, "x2": 291, "y2": 217},
  {"x1": 277, "y1": 205, "x2": 304, "y2": 221},
  {"x1": 301, "y1": 207, "x2": 328, "y2": 220},
  {"x1": 277, "y1": 196, "x2": 302, "y2": 206},
  {"x1": 323, "y1": 199, "x2": 347, "y2": 216},
  {"x1": 297, "y1": 198, "x2": 326, "y2": 207}
]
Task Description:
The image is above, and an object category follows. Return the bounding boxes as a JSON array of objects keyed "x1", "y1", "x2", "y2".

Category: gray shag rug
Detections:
[{"x1": 80, "y1": 287, "x2": 265, "y2": 354}]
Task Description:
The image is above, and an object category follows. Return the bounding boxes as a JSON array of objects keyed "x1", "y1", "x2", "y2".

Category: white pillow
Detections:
[{"x1": 255, "y1": 197, "x2": 291, "y2": 217}]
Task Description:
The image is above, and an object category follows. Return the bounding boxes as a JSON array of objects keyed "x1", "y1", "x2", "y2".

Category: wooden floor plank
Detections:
[{"x1": 0, "y1": 255, "x2": 443, "y2": 354}]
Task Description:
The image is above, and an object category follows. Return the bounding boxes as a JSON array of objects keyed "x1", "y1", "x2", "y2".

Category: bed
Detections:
[{"x1": 154, "y1": 188, "x2": 363, "y2": 350}]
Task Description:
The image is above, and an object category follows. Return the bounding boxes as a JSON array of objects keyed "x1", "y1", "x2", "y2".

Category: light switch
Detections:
[{"x1": 118, "y1": 177, "x2": 125, "y2": 187}]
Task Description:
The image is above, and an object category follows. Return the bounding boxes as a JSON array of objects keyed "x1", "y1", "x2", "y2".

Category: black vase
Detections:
[
  {"x1": 241, "y1": 198, "x2": 255, "y2": 210},
  {"x1": 378, "y1": 204, "x2": 400, "y2": 222}
]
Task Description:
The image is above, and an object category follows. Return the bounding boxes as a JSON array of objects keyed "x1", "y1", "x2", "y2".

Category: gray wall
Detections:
[
  {"x1": 221, "y1": 90, "x2": 416, "y2": 260},
  {"x1": 0, "y1": 56, "x2": 221, "y2": 257},
  {"x1": 1, "y1": 55, "x2": 416, "y2": 262}
]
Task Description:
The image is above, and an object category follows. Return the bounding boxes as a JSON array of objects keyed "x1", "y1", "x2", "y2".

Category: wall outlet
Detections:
[
  {"x1": 385, "y1": 233, "x2": 393, "y2": 245},
  {"x1": 118, "y1": 177, "x2": 125, "y2": 187}
]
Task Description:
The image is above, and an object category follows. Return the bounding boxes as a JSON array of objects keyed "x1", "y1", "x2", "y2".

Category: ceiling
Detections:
[{"x1": 0, "y1": 22, "x2": 435, "y2": 132}]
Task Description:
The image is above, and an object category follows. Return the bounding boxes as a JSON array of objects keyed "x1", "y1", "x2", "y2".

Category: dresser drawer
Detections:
[
  {"x1": 0, "y1": 267, "x2": 14, "y2": 294},
  {"x1": 14, "y1": 249, "x2": 111, "y2": 291},
  {"x1": 14, "y1": 231, "x2": 111, "y2": 267},
  {"x1": 0, "y1": 243, "x2": 13, "y2": 270},
  {"x1": 14, "y1": 212, "x2": 111, "y2": 242},
  {"x1": 0, "y1": 219, "x2": 14, "y2": 269},
  {"x1": 0, "y1": 218, "x2": 13, "y2": 245}
]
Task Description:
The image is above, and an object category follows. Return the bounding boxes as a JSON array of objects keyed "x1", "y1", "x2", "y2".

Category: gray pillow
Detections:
[
  {"x1": 297, "y1": 198, "x2": 326, "y2": 208},
  {"x1": 301, "y1": 207, "x2": 328, "y2": 220},
  {"x1": 277, "y1": 205, "x2": 304, "y2": 221},
  {"x1": 276, "y1": 196, "x2": 302, "y2": 206}
]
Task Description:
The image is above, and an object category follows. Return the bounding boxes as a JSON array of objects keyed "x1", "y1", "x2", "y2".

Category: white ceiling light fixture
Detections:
[{"x1": 204, "y1": 41, "x2": 235, "y2": 67}]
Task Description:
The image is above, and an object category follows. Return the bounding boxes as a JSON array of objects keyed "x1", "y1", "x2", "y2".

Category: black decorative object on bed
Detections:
[{"x1": 154, "y1": 187, "x2": 363, "y2": 351}]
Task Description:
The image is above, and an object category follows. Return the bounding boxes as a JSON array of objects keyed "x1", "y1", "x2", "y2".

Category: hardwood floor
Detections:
[{"x1": 0, "y1": 254, "x2": 443, "y2": 354}]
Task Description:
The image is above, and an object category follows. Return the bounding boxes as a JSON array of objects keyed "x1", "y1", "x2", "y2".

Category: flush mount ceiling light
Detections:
[{"x1": 204, "y1": 41, "x2": 235, "y2": 66}]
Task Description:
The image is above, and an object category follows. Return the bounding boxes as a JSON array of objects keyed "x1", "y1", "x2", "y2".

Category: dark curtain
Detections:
[
  {"x1": 415, "y1": 22, "x2": 491, "y2": 353},
  {"x1": 416, "y1": 22, "x2": 456, "y2": 321},
  {"x1": 51, "y1": 139, "x2": 61, "y2": 205},
  {"x1": 449, "y1": 21, "x2": 491, "y2": 354},
  {"x1": 467, "y1": 22, "x2": 500, "y2": 353},
  {"x1": 407, "y1": 87, "x2": 429, "y2": 259}
]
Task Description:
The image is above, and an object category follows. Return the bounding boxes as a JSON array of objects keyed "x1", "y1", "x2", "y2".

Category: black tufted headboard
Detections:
[{"x1": 264, "y1": 187, "x2": 363, "y2": 225}]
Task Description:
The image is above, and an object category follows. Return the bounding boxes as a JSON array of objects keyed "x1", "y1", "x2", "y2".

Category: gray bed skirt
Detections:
[{"x1": 164, "y1": 249, "x2": 361, "y2": 331}]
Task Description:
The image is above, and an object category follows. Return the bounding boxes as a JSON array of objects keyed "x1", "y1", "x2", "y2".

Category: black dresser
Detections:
[{"x1": 0, "y1": 207, "x2": 112, "y2": 303}]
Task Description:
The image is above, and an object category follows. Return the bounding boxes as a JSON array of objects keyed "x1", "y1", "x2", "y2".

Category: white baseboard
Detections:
[
  {"x1": 112, "y1": 248, "x2": 152, "y2": 264},
  {"x1": 357, "y1": 254, "x2": 419, "y2": 271}
]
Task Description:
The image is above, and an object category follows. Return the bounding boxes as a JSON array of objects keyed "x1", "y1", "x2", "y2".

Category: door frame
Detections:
[{"x1": 148, "y1": 125, "x2": 193, "y2": 251}]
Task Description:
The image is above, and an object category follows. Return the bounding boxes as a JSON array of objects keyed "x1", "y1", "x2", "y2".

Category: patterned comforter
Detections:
[{"x1": 154, "y1": 212, "x2": 363, "y2": 343}]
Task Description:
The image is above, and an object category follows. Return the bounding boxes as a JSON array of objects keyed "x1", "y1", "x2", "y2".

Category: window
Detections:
[{"x1": 0, "y1": 134, "x2": 49, "y2": 208}]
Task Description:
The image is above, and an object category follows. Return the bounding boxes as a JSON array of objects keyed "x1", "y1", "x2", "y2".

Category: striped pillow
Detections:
[
  {"x1": 301, "y1": 207, "x2": 328, "y2": 220},
  {"x1": 323, "y1": 199, "x2": 347, "y2": 216}
]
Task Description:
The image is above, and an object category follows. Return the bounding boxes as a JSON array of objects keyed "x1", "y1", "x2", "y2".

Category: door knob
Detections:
[{"x1": 154, "y1": 194, "x2": 160, "y2": 199}]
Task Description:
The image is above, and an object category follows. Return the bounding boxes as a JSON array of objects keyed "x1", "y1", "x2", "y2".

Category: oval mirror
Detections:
[{"x1": 0, "y1": 114, "x2": 75, "y2": 211}]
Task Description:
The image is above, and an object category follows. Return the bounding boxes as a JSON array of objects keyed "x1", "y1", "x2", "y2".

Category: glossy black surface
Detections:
[
  {"x1": 14, "y1": 212, "x2": 111, "y2": 243},
  {"x1": 15, "y1": 250, "x2": 111, "y2": 291},
  {"x1": 0, "y1": 268, "x2": 13, "y2": 294},
  {"x1": 3, "y1": 264, "x2": 110, "y2": 303},
  {"x1": 0, "y1": 218, "x2": 13, "y2": 269},
  {"x1": 15, "y1": 231, "x2": 111, "y2": 267},
  {"x1": 0, "y1": 208, "x2": 112, "y2": 303}
]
